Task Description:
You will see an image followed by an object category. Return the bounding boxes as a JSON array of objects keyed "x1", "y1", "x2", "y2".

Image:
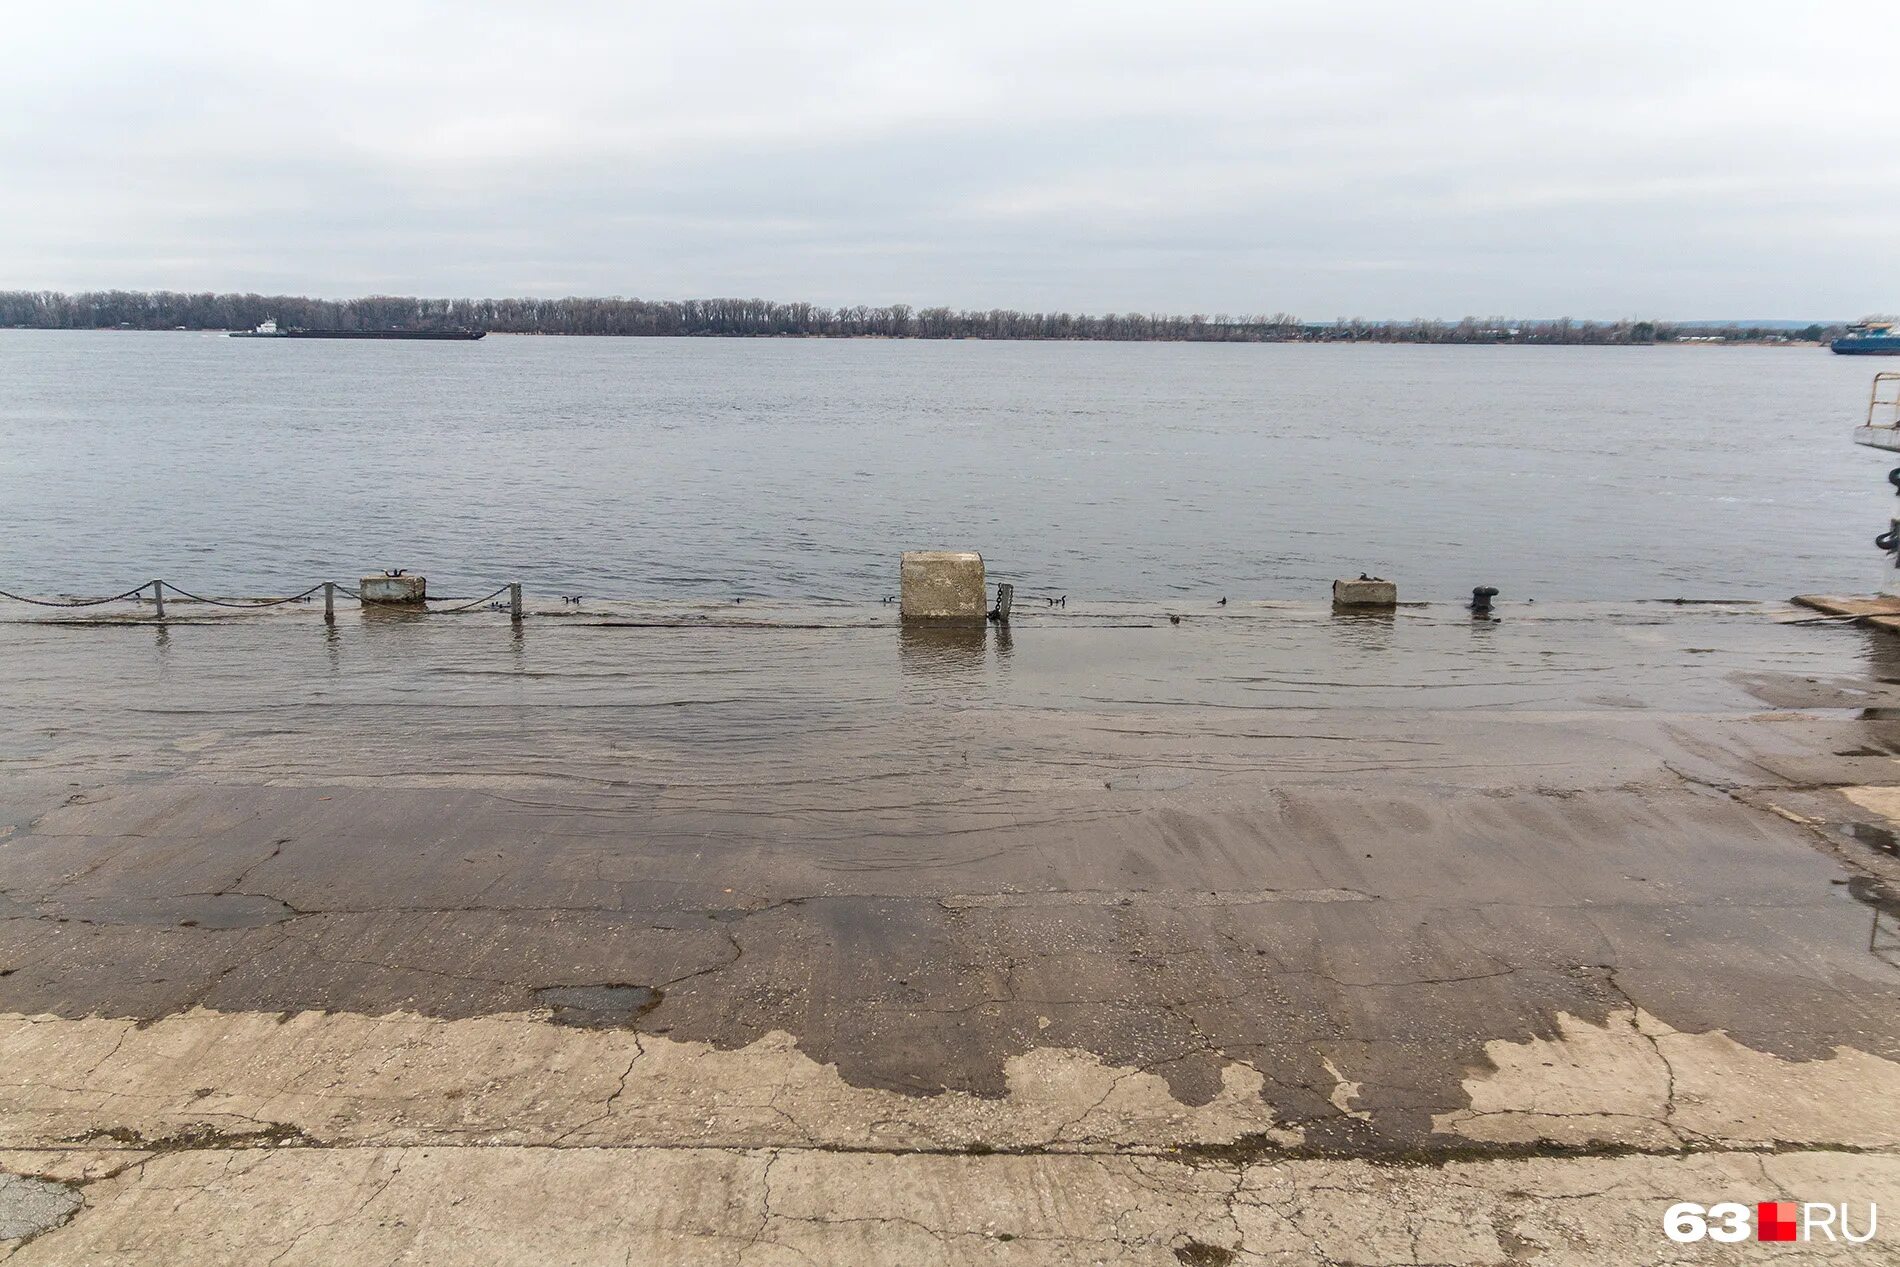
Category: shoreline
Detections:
[{"x1": 1, "y1": 325, "x2": 1835, "y2": 348}]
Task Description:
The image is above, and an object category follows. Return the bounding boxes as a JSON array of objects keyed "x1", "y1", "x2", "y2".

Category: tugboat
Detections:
[
  {"x1": 1832, "y1": 320, "x2": 1900, "y2": 355},
  {"x1": 230, "y1": 319, "x2": 485, "y2": 340}
]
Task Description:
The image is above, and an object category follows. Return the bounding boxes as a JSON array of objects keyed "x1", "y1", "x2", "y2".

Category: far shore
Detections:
[{"x1": 1, "y1": 325, "x2": 1836, "y2": 349}]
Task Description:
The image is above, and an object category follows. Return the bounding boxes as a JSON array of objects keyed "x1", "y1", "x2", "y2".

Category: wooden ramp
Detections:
[{"x1": 1793, "y1": 593, "x2": 1900, "y2": 634}]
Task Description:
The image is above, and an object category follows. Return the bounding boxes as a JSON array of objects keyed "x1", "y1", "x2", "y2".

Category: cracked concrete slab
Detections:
[
  {"x1": 0, "y1": 1008, "x2": 1298, "y2": 1153},
  {"x1": 1436, "y1": 1007, "x2": 1900, "y2": 1150},
  {"x1": 3, "y1": 1147, "x2": 1896, "y2": 1266}
]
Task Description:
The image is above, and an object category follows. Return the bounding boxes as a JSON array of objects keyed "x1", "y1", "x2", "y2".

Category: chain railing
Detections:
[{"x1": 0, "y1": 579, "x2": 523, "y2": 621}]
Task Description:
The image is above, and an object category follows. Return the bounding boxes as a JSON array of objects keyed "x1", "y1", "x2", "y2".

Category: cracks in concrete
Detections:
[
  {"x1": 58, "y1": 1123, "x2": 317, "y2": 1153},
  {"x1": 181, "y1": 928, "x2": 292, "y2": 1012},
  {"x1": 1599, "y1": 970, "x2": 1690, "y2": 1149},
  {"x1": 749, "y1": 1148, "x2": 780, "y2": 1256},
  {"x1": 655, "y1": 928, "x2": 745, "y2": 995},
  {"x1": 260, "y1": 1150, "x2": 404, "y2": 1267},
  {"x1": 1038, "y1": 1066, "x2": 1142, "y2": 1150},
  {"x1": 553, "y1": 1034, "x2": 647, "y2": 1145},
  {"x1": 222, "y1": 838, "x2": 290, "y2": 899},
  {"x1": 15, "y1": 1123, "x2": 1897, "y2": 1168},
  {"x1": 3, "y1": 1124, "x2": 1896, "y2": 1262},
  {"x1": 7, "y1": 724, "x2": 1900, "y2": 1201}
]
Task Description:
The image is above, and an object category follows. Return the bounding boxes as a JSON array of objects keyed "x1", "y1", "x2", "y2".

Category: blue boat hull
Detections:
[{"x1": 1833, "y1": 338, "x2": 1900, "y2": 355}]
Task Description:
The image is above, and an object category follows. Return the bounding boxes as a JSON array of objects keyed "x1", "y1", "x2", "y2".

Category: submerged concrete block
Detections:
[
  {"x1": 360, "y1": 574, "x2": 427, "y2": 605},
  {"x1": 901, "y1": 552, "x2": 985, "y2": 622},
  {"x1": 1333, "y1": 576, "x2": 1396, "y2": 608}
]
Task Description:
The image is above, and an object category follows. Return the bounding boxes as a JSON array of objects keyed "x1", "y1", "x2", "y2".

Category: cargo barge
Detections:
[
  {"x1": 230, "y1": 320, "x2": 485, "y2": 340},
  {"x1": 1832, "y1": 321, "x2": 1900, "y2": 355}
]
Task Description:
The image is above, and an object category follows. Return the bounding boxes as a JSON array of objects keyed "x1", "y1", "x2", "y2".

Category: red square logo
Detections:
[{"x1": 1758, "y1": 1202, "x2": 1798, "y2": 1242}]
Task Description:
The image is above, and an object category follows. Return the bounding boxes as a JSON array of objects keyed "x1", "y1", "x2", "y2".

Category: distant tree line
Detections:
[{"x1": 0, "y1": 290, "x2": 1846, "y2": 345}]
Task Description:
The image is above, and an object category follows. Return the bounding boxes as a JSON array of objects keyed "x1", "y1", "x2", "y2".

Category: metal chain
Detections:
[
  {"x1": 431, "y1": 586, "x2": 513, "y2": 613},
  {"x1": 0, "y1": 583, "x2": 153, "y2": 608},
  {"x1": 1, "y1": 581, "x2": 513, "y2": 613},
  {"x1": 156, "y1": 582, "x2": 328, "y2": 609}
]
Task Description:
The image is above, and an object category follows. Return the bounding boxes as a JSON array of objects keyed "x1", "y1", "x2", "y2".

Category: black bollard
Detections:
[
  {"x1": 1470, "y1": 586, "x2": 1499, "y2": 614},
  {"x1": 987, "y1": 582, "x2": 1014, "y2": 624}
]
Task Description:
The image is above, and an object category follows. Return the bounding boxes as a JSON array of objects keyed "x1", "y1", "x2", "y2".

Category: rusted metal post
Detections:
[
  {"x1": 324, "y1": 581, "x2": 335, "y2": 624},
  {"x1": 509, "y1": 582, "x2": 522, "y2": 623},
  {"x1": 151, "y1": 579, "x2": 165, "y2": 620}
]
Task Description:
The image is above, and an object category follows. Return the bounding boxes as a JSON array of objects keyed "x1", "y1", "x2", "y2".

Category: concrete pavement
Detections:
[{"x1": 1, "y1": 601, "x2": 1897, "y2": 1262}]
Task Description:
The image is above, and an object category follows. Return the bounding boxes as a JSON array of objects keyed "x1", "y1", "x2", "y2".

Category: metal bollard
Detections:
[
  {"x1": 324, "y1": 581, "x2": 336, "y2": 624},
  {"x1": 510, "y1": 582, "x2": 523, "y2": 622},
  {"x1": 151, "y1": 579, "x2": 165, "y2": 620}
]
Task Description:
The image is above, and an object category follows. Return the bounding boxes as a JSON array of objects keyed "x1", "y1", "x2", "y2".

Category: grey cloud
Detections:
[{"x1": 3, "y1": 1, "x2": 1896, "y2": 317}]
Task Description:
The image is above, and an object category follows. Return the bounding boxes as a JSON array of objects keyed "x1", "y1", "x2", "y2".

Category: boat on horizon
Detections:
[
  {"x1": 1831, "y1": 321, "x2": 1900, "y2": 355},
  {"x1": 229, "y1": 320, "x2": 486, "y2": 341}
]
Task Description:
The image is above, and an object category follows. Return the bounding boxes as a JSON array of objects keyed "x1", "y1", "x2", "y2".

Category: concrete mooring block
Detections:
[
  {"x1": 901, "y1": 551, "x2": 985, "y2": 622},
  {"x1": 1333, "y1": 576, "x2": 1396, "y2": 608},
  {"x1": 360, "y1": 574, "x2": 427, "y2": 605}
]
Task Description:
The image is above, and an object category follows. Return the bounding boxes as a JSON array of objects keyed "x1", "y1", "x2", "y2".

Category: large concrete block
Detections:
[
  {"x1": 1332, "y1": 576, "x2": 1396, "y2": 608},
  {"x1": 901, "y1": 552, "x2": 985, "y2": 622},
  {"x1": 360, "y1": 574, "x2": 427, "y2": 605}
]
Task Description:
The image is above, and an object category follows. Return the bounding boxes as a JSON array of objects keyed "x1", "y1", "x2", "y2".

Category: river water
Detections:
[{"x1": 0, "y1": 331, "x2": 1880, "y2": 601}]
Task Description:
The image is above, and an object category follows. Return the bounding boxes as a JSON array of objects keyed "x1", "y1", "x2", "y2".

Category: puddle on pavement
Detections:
[
  {"x1": 534, "y1": 984, "x2": 664, "y2": 1028},
  {"x1": 1841, "y1": 820, "x2": 1900, "y2": 859},
  {"x1": 1844, "y1": 877, "x2": 1900, "y2": 971}
]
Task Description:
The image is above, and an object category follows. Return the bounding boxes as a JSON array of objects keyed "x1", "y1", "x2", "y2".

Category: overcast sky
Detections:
[{"x1": 4, "y1": 2, "x2": 1895, "y2": 318}]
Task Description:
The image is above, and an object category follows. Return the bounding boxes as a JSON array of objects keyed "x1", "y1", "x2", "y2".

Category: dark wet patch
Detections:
[
  {"x1": 1831, "y1": 722, "x2": 1900, "y2": 756},
  {"x1": 5, "y1": 779, "x2": 1897, "y2": 1148},
  {"x1": 8, "y1": 602, "x2": 1900, "y2": 1160},
  {"x1": 16, "y1": 894, "x2": 295, "y2": 930},
  {"x1": 1853, "y1": 878, "x2": 1900, "y2": 970},
  {"x1": 534, "y1": 984, "x2": 664, "y2": 1028},
  {"x1": 63, "y1": 1121, "x2": 315, "y2": 1151},
  {"x1": 1170, "y1": 1131, "x2": 1667, "y2": 1168},
  {"x1": 1738, "y1": 674, "x2": 1900, "y2": 711},
  {"x1": 1840, "y1": 820, "x2": 1900, "y2": 859},
  {"x1": 1845, "y1": 875, "x2": 1900, "y2": 919}
]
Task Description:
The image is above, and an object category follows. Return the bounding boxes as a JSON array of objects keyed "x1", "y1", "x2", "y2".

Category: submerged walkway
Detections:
[{"x1": 0, "y1": 602, "x2": 1896, "y2": 1263}]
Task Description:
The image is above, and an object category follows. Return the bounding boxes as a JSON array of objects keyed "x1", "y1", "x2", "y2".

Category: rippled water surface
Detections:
[{"x1": 0, "y1": 331, "x2": 1879, "y2": 600}]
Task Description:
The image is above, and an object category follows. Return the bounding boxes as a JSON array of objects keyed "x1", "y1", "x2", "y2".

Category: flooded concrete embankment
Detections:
[{"x1": 2, "y1": 600, "x2": 1899, "y2": 1262}]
